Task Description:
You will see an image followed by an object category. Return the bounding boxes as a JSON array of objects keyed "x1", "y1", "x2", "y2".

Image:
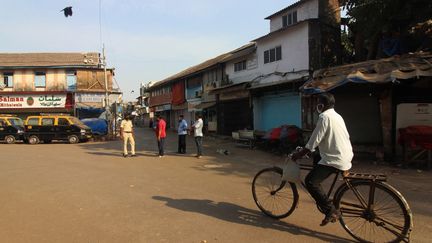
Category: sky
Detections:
[{"x1": 0, "y1": 0, "x2": 297, "y2": 101}]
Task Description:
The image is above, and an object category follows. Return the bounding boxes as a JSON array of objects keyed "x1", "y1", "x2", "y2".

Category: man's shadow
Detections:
[{"x1": 152, "y1": 196, "x2": 352, "y2": 242}]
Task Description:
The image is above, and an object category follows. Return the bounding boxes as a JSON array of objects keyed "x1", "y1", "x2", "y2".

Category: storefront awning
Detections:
[
  {"x1": 301, "y1": 52, "x2": 432, "y2": 94},
  {"x1": 208, "y1": 82, "x2": 250, "y2": 94},
  {"x1": 172, "y1": 102, "x2": 187, "y2": 110},
  {"x1": 195, "y1": 102, "x2": 216, "y2": 109},
  {"x1": 249, "y1": 76, "x2": 308, "y2": 90}
]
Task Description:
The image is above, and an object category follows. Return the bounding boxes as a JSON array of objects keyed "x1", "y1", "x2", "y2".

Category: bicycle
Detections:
[{"x1": 252, "y1": 154, "x2": 413, "y2": 243}]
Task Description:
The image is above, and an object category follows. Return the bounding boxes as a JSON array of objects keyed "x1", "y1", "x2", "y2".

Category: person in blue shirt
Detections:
[{"x1": 177, "y1": 115, "x2": 188, "y2": 154}]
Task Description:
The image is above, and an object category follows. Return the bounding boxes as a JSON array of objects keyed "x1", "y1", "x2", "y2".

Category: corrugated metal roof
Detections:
[
  {"x1": 0, "y1": 52, "x2": 101, "y2": 68},
  {"x1": 264, "y1": 0, "x2": 312, "y2": 20},
  {"x1": 301, "y1": 52, "x2": 432, "y2": 94},
  {"x1": 150, "y1": 43, "x2": 256, "y2": 89}
]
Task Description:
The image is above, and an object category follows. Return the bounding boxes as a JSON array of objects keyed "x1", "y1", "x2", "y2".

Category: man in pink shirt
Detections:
[{"x1": 155, "y1": 115, "x2": 167, "y2": 157}]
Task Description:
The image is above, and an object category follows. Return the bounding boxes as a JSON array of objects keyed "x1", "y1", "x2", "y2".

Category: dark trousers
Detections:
[
  {"x1": 157, "y1": 138, "x2": 165, "y2": 156},
  {"x1": 194, "y1": 136, "x2": 203, "y2": 156},
  {"x1": 305, "y1": 164, "x2": 340, "y2": 215},
  {"x1": 178, "y1": 135, "x2": 186, "y2": 153}
]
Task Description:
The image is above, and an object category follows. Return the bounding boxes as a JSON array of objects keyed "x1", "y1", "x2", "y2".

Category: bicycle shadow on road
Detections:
[{"x1": 152, "y1": 196, "x2": 352, "y2": 242}]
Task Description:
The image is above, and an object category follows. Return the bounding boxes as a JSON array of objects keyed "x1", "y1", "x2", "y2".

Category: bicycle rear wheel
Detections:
[
  {"x1": 252, "y1": 167, "x2": 299, "y2": 219},
  {"x1": 334, "y1": 180, "x2": 413, "y2": 243}
]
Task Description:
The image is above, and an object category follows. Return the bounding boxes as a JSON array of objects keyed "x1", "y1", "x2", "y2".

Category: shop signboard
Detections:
[
  {"x1": 75, "y1": 93, "x2": 105, "y2": 103},
  {"x1": 0, "y1": 94, "x2": 67, "y2": 109},
  {"x1": 155, "y1": 104, "x2": 171, "y2": 112}
]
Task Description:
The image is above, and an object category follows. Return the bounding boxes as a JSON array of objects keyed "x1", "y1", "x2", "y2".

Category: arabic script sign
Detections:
[{"x1": 0, "y1": 94, "x2": 67, "y2": 109}]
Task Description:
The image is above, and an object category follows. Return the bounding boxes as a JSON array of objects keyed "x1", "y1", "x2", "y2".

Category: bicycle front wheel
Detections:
[
  {"x1": 252, "y1": 167, "x2": 299, "y2": 219},
  {"x1": 334, "y1": 180, "x2": 413, "y2": 243}
]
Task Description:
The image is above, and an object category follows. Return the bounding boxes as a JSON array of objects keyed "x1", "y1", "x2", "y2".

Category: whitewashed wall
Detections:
[
  {"x1": 269, "y1": 0, "x2": 318, "y2": 32},
  {"x1": 225, "y1": 52, "x2": 260, "y2": 84},
  {"x1": 256, "y1": 22, "x2": 309, "y2": 84}
]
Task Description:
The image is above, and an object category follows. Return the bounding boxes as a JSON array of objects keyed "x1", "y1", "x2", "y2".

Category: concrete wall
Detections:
[
  {"x1": 256, "y1": 22, "x2": 310, "y2": 84},
  {"x1": 270, "y1": 0, "x2": 318, "y2": 32},
  {"x1": 225, "y1": 52, "x2": 259, "y2": 84}
]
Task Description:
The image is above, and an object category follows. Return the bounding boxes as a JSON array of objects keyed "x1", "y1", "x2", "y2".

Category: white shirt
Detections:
[
  {"x1": 193, "y1": 118, "x2": 203, "y2": 137},
  {"x1": 305, "y1": 108, "x2": 353, "y2": 171}
]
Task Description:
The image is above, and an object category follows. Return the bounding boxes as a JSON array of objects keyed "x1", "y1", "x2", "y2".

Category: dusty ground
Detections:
[{"x1": 0, "y1": 127, "x2": 430, "y2": 243}]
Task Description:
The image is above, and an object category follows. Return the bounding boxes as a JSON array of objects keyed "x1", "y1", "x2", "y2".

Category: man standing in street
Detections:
[
  {"x1": 292, "y1": 93, "x2": 353, "y2": 226},
  {"x1": 177, "y1": 115, "x2": 188, "y2": 154},
  {"x1": 192, "y1": 114, "x2": 204, "y2": 158},
  {"x1": 155, "y1": 115, "x2": 166, "y2": 157},
  {"x1": 120, "y1": 114, "x2": 136, "y2": 158}
]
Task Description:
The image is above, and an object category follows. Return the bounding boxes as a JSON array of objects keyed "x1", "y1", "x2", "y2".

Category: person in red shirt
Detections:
[{"x1": 155, "y1": 115, "x2": 167, "y2": 157}]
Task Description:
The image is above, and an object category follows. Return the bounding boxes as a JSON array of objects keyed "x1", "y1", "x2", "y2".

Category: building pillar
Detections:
[{"x1": 379, "y1": 88, "x2": 393, "y2": 159}]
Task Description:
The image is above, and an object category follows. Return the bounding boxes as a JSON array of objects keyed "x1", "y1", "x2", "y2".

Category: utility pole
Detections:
[
  {"x1": 103, "y1": 45, "x2": 109, "y2": 111},
  {"x1": 102, "y1": 45, "x2": 112, "y2": 138}
]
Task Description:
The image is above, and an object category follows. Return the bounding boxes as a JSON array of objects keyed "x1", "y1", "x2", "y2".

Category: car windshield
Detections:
[
  {"x1": 8, "y1": 118, "x2": 24, "y2": 126},
  {"x1": 69, "y1": 117, "x2": 86, "y2": 127}
]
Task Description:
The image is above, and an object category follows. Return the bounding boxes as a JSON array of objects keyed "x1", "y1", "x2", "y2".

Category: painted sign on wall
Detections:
[
  {"x1": 75, "y1": 93, "x2": 105, "y2": 103},
  {"x1": 0, "y1": 94, "x2": 67, "y2": 109}
]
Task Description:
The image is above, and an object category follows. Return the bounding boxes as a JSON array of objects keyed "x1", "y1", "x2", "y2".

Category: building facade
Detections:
[
  {"x1": 144, "y1": 0, "x2": 341, "y2": 135},
  {"x1": 0, "y1": 53, "x2": 117, "y2": 119}
]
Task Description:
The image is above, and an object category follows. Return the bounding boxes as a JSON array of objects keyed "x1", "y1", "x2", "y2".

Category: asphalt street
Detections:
[{"x1": 0, "y1": 128, "x2": 430, "y2": 243}]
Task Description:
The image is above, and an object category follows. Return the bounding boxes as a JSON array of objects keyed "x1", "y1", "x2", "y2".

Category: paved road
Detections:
[{"x1": 0, "y1": 128, "x2": 430, "y2": 242}]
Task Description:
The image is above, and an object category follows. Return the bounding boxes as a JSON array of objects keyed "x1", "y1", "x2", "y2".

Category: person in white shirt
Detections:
[
  {"x1": 120, "y1": 114, "x2": 136, "y2": 157},
  {"x1": 292, "y1": 93, "x2": 353, "y2": 226},
  {"x1": 191, "y1": 114, "x2": 204, "y2": 158}
]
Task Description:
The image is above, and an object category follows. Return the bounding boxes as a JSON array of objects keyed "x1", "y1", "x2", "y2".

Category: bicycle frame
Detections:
[
  {"x1": 255, "y1": 158, "x2": 413, "y2": 243},
  {"x1": 296, "y1": 163, "x2": 389, "y2": 216}
]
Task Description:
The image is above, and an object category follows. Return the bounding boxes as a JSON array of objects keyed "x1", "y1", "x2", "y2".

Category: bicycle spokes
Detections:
[
  {"x1": 336, "y1": 181, "x2": 412, "y2": 243},
  {"x1": 252, "y1": 167, "x2": 299, "y2": 219}
]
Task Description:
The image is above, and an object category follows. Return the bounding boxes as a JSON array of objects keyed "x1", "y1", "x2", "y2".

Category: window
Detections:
[
  {"x1": 276, "y1": 46, "x2": 282, "y2": 60},
  {"x1": 0, "y1": 119, "x2": 6, "y2": 127},
  {"x1": 270, "y1": 48, "x2": 276, "y2": 62},
  {"x1": 8, "y1": 118, "x2": 23, "y2": 126},
  {"x1": 264, "y1": 46, "x2": 282, "y2": 64},
  {"x1": 282, "y1": 11, "x2": 297, "y2": 28},
  {"x1": 66, "y1": 70, "x2": 77, "y2": 90},
  {"x1": 234, "y1": 60, "x2": 247, "y2": 72},
  {"x1": 3, "y1": 72, "x2": 13, "y2": 87},
  {"x1": 264, "y1": 50, "x2": 270, "y2": 64},
  {"x1": 27, "y1": 118, "x2": 39, "y2": 125},
  {"x1": 41, "y1": 118, "x2": 54, "y2": 126},
  {"x1": 58, "y1": 118, "x2": 70, "y2": 126},
  {"x1": 34, "y1": 72, "x2": 46, "y2": 87}
]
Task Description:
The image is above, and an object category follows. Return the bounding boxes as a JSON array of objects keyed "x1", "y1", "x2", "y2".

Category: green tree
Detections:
[{"x1": 340, "y1": 0, "x2": 432, "y2": 60}]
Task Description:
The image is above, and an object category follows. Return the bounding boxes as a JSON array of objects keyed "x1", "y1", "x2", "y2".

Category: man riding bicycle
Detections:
[{"x1": 292, "y1": 93, "x2": 353, "y2": 226}]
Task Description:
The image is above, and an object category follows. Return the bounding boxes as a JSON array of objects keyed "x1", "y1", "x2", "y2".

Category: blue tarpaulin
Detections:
[{"x1": 81, "y1": 118, "x2": 108, "y2": 135}]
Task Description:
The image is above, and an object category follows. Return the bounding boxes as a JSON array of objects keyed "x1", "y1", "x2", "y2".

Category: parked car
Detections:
[
  {"x1": 0, "y1": 115, "x2": 25, "y2": 144},
  {"x1": 24, "y1": 114, "x2": 92, "y2": 144}
]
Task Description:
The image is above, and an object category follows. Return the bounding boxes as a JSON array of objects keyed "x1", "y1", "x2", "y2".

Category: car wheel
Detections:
[
  {"x1": 68, "y1": 135, "x2": 79, "y2": 144},
  {"x1": 5, "y1": 135, "x2": 16, "y2": 144},
  {"x1": 28, "y1": 135, "x2": 40, "y2": 145}
]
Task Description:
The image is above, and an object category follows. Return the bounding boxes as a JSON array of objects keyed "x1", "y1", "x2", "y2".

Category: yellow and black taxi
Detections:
[
  {"x1": 0, "y1": 115, "x2": 25, "y2": 144},
  {"x1": 24, "y1": 114, "x2": 92, "y2": 144}
]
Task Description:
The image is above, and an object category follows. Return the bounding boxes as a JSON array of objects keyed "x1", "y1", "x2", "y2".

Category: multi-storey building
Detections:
[
  {"x1": 0, "y1": 52, "x2": 118, "y2": 119},
  {"x1": 145, "y1": 0, "x2": 341, "y2": 134}
]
